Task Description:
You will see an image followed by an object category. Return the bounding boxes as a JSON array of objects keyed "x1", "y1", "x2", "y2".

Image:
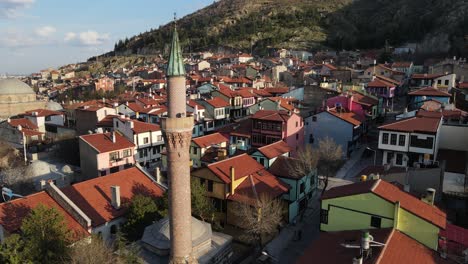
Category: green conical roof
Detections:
[{"x1": 167, "y1": 28, "x2": 185, "y2": 77}]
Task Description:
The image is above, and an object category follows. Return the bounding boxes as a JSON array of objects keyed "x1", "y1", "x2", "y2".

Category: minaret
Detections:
[{"x1": 161, "y1": 21, "x2": 195, "y2": 263}]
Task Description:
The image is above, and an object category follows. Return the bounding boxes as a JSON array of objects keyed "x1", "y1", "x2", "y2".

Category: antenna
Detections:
[{"x1": 174, "y1": 12, "x2": 177, "y2": 29}]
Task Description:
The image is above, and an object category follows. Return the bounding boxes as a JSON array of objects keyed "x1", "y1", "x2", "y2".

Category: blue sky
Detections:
[{"x1": 0, "y1": 0, "x2": 213, "y2": 74}]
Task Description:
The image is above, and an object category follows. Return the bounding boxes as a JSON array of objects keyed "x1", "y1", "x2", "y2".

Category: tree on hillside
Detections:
[
  {"x1": 70, "y1": 236, "x2": 118, "y2": 264},
  {"x1": 0, "y1": 234, "x2": 28, "y2": 264},
  {"x1": 316, "y1": 137, "x2": 343, "y2": 196},
  {"x1": 289, "y1": 145, "x2": 319, "y2": 178},
  {"x1": 122, "y1": 194, "x2": 161, "y2": 241},
  {"x1": 191, "y1": 179, "x2": 215, "y2": 222},
  {"x1": 233, "y1": 194, "x2": 283, "y2": 248},
  {"x1": 21, "y1": 204, "x2": 72, "y2": 263}
]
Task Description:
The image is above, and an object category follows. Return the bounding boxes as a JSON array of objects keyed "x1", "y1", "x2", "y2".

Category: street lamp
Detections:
[{"x1": 366, "y1": 147, "x2": 377, "y2": 166}]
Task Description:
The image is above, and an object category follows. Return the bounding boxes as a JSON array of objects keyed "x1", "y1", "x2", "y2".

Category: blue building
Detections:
[{"x1": 408, "y1": 87, "x2": 451, "y2": 111}]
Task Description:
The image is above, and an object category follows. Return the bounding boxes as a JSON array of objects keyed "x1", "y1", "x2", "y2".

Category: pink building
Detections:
[
  {"x1": 251, "y1": 110, "x2": 304, "y2": 156},
  {"x1": 79, "y1": 132, "x2": 135, "y2": 179},
  {"x1": 326, "y1": 91, "x2": 379, "y2": 121},
  {"x1": 95, "y1": 77, "x2": 115, "y2": 92}
]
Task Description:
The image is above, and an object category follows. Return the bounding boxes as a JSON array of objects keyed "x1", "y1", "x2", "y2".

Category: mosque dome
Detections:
[
  {"x1": 141, "y1": 216, "x2": 212, "y2": 256},
  {"x1": 45, "y1": 101, "x2": 63, "y2": 111},
  {"x1": 0, "y1": 79, "x2": 35, "y2": 95}
]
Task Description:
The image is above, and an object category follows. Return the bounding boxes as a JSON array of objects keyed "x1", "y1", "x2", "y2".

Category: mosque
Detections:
[{"x1": 0, "y1": 78, "x2": 48, "y2": 119}]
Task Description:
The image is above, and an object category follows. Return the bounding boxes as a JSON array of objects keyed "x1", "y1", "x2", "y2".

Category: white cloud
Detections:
[
  {"x1": 0, "y1": 0, "x2": 35, "y2": 19},
  {"x1": 35, "y1": 26, "x2": 56, "y2": 37},
  {"x1": 65, "y1": 30, "x2": 110, "y2": 46},
  {"x1": 64, "y1": 32, "x2": 76, "y2": 42},
  {"x1": 0, "y1": 28, "x2": 36, "y2": 47}
]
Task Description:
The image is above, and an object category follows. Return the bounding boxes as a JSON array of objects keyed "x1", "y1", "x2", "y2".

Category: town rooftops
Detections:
[
  {"x1": 327, "y1": 108, "x2": 364, "y2": 126},
  {"x1": 80, "y1": 132, "x2": 135, "y2": 153},
  {"x1": 8, "y1": 118, "x2": 38, "y2": 130},
  {"x1": 457, "y1": 82, "x2": 468, "y2": 89},
  {"x1": 24, "y1": 109, "x2": 64, "y2": 117},
  {"x1": 322, "y1": 179, "x2": 446, "y2": 229},
  {"x1": 131, "y1": 119, "x2": 161, "y2": 134},
  {"x1": 297, "y1": 228, "x2": 452, "y2": 264},
  {"x1": 192, "y1": 132, "x2": 229, "y2": 148},
  {"x1": 61, "y1": 167, "x2": 164, "y2": 227},
  {"x1": 411, "y1": 73, "x2": 445, "y2": 79},
  {"x1": 252, "y1": 110, "x2": 293, "y2": 122},
  {"x1": 409, "y1": 87, "x2": 451, "y2": 97},
  {"x1": 351, "y1": 91, "x2": 379, "y2": 106},
  {"x1": 207, "y1": 154, "x2": 265, "y2": 183},
  {"x1": 205, "y1": 97, "x2": 230, "y2": 108},
  {"x1": 367, "y1": 78, "x2": 396, "y2": 88},
  {"x1": 257, "y1": 140, "x2": 291, "y2": 159},
  {"x1": 378, "y1": 115, "x2": 441, "y2": 134},
  {"x1": 0, "y1": 191, "x2": 89, "y2": 241}
]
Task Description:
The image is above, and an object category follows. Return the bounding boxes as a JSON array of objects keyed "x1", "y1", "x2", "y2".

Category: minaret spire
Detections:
[{"x1": 167, "y1": 13, "x2": 185, "y2": 78}]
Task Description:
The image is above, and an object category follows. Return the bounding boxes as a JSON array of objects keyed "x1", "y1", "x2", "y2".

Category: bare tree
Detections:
[
  {"x1": 70, "y1": 236, "x2": 118, "y2": 264},
  {"x1": 289, "y1": 144, "x2": 319, "y2": 178},
  {"x1": 233, "y1": 193, "x2": 283, "y2": 247},
  {"x1": 316, "y1": 137, "x2": 343, "y2": 196}
]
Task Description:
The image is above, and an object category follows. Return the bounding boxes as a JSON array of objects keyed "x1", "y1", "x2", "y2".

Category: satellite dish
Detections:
[{"x1": 2, "y1": 187, "x2": 23, "y2": 202}]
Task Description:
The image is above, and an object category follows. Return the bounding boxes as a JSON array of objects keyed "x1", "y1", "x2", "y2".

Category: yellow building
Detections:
[{"x1": 320, "y1": 179, "x2": 446, "y2": 250}]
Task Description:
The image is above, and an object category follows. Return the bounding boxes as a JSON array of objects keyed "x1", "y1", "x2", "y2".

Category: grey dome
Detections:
[
  {"x1": 26, "y1": 161, "x2": 51, "y2": 177},
  {"x1": 142, "y1": 216, "x2": 212, "y2": 255},
  {"x1": 0, "y1": 79, "x2": 34, "y2": 95},
  {"x1": 61, "y1": 165, "x2": 73, "y2": 174},
  {"x1": 46, "y1": 101, "x2": 63, "y2": 111}
]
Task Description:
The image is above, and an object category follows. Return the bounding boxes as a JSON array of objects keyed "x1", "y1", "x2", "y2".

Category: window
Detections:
[
  {"x1": 320, "y1": 209, "x2": 328, "y2": 224},
  {"x1": 109, "y1": 151, "x2": 119, "y2": 161},
  {"x1": 143, "y1": 137, "x2": 149, "y2": 144},
  {"x1": 382, "y1": 133, "x2": 389, "y2": 144},
  {"x1": 299, "y1": 182, "x2": 305, "y2": 194},
  {"x1": 410, "y1": 135, "x2": 434, "y2": 149},
  {"x1": 398, "y1": 135, "x2": 406, "y2": 146},
  {"x1": 310, "y1": 174, "x2": 315, "y2": 186},
  {"x1": 437, "y1": 79, "x2": 442, "y2": 85},
  {"x1": 396, "y1": 153, "x2": 403, "y2": 165},
  {"x1": 390, "y1": 134, "x2": 397, "y2": 145},
  {"x1": 445, "y1": 80, "x2": 449, "y2": 86},
  {"x1": 312, "y1": 116, "x2": 317, "y2": 122},
  {"x1": 45, "y1": 116, "x2": 51, "y2": 121},
  {"x1": 207, "y1": 180, "x2": 213, "y2": 192},
  {"x1": 259, "y1": 157, "x2": 265, "y2": 165},
  {"x1": 309, "y1": 134, "x2": 314, "y2": 144},
  {"x1": 193, "y1": 147, "x2": 198, "y2": 155},
  {"x1": 110, "y1": 225, "x2": 118, "y2": 234},
  {"x1": 199, "y1": 178, "x2": 206, "y2": 186},
  {"x1": 115, "y1": 121, "x2": 119, "y2": 128},
  {"x1": 370, "y1": 216, "x2": 381, "y2": 228},
  {"x1": 157, "y1": 135, "x2": 162, "y2": 141},
  {"x1": 296, "y1": 134, "x2": 299, "y2": 140},
  {"x1": 296, "y1": 121, "x2": 298, "y2": 127},
  {"x1": 386, "y1": 152, "x2": 394, "y2": 164},
  {"x1": 122, "y1": 149, "x2": 131, "y2": 157}
]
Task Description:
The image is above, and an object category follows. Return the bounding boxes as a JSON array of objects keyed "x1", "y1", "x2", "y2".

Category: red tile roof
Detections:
[
  {"x1": 187, "y1": 99, "x2": 205, "y2": 109},
  {"x1": 297, "y1": 228, "x2": 452, "y2": 264},
  {"x1": 217, "y1": 118, "x2": 252, "y2": 138},
  {"x1": 392, "y1": 62, "x2": 412, "y2": 68},
  {"x1": 322, "y1": 179, "x2": 446, "y2": 229},
  {"x1": 327, "y1": 108, "x2": 363, "y2": 126},
  {"x1": 8, "y1": 118, "x2": 38, "y2": 130},
  {"x1": 61, "y1": 167, "x2": 164, "y2": 227},
  {"x1": 257, "y1": 140, "x2": 291, "y2": 159},
  {"x1": 351, "y1": 91, "x2": 379, "y2": 106},
  {"x1": 409, "y1": 87, "x2": 451, "y2": 97},
  {"x1": 252, "y1": 110, "x2": 293, "y2": 122},
  {"x1": 227, "y1": 172, "x2": 289, "y2": 206},
  {"x1": 131, "y1": 120, "x2": 161, "y2": 134},
  {"x1": 265, "y1": 87, "x2": 289, "y2": 94},
  {"x1": 458, "y1": 82, "x2": 468, "y2": 89},
  {"x1": 367, "y1": 78, "x2": 395, "y2": 88},
  {"x1": 192, "y1": 132, "x2": 229, "y2": 148},
  {"x1": 24, "y1": 109, "x2": 64, "y2": 117},
  {"x1": 411, "y1": 73, "x2": 445, "y2": 79},
  {"x1": 0, "y1": 191, "x2": 89, "y2": 241},
  {"x1": 378, "y1": 116, "x2": 441, "y2": 134},
  {"x1": 207, "y1": 154, "x2": 265, "y2": 183},
  {"x1": 80, "y1": 132, "x2": 135, "y2": 153},
  {"x1": 205, "y1": 97, "x2": 230, "y2": 108}
]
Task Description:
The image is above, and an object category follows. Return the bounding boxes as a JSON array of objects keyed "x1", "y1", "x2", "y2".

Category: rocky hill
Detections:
[{"x1": 109, "y1": 0, "x2": 467, "y2": 57}]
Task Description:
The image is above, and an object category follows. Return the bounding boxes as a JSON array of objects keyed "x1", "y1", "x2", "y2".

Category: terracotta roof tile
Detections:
[
  {"x1": 409, "y1": 87, "x2": 451, "y2": 97},
  {"x1": 257, "y1": 141, "x2": 291, "y2": 159},
  {"x1": 252, "y1": 110, "x2": 292, "y2": 122},
  {"x1": 80, "y1": 132, "x2": 135, "y2": 153},
  {"x1": 207, "y1": 154, "x2": 265, "y2": 183},
  {"x1": 192, "y1": 132, "x2": 229, "y2": 148},
  {"x1": 378, "y1": 116, "x2": 441, "y2": 134},
  {"x1": 411, "y1": 74, "x2": 445, "y2": 79},
  {"x1": 8, "y1": 118, "x2": 38, "y2": 130},
  {"x1": 24, "y1": 109, "x2": 64, "y2": 117},
  {"x1": 327, "y1": 108, "x2": 363, "y2": 126},
  {"x1": 61, "y1": 167, "x2": 164, "y2": 227},
  {"x1": 458, "y1": 82, "x2": 468, "y2": 89},
  {"x1": 322, "y1": 179, "x2": 446, "y2": 229},
  {"x1": 205, "y1": 97, "x2": 230, "y2": 108},
  {"x1": 131, "y1": 120, "x2": 161, "y2": 134},
  {"x1": 0, "y1": 191, "x2": 89, "y2": 241}
]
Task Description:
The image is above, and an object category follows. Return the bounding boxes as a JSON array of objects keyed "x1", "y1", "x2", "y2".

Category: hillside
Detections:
[{"x1": 110, "y1": 0, "x2": 468, "y2": 57}]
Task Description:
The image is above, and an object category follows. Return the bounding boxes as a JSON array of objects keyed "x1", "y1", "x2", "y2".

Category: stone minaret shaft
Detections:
[{"x1": 161, "y1": 27, "x2": 195, "y2": 263}]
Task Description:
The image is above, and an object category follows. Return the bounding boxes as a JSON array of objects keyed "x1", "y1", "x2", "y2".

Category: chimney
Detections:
[
  {"x1": 111, "y1": 131, "x2": 116, "y2": 143},
  {"x1": 154, "y1": 167, "x2": 161, "y2": 182},
  {"x1": 40, "y1": 180, "x2": 47, "y2": 190},
  {"x1": 422, "y1": 188, "x2": 436, "y2": 205},
  {"x1": 348, "y1": 95, "x2": 354, "y2": 111},
  {"x1": 129, "y1": 121, "x2": 134, "y2": 129},
  {"x1": 111, "y1": 186, "x2": 121, "y2": 209},
  {"x1": 32, "y1": 111, "x2": 38, "y2": 116},
  {"x1": 230, "y1": 166, "x2": 235, "y2": 195}
]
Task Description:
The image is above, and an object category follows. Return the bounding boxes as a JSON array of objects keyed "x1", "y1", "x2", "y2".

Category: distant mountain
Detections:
[{"x1": 109, "y1": 0, "x2": 467, "y2": 57}]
